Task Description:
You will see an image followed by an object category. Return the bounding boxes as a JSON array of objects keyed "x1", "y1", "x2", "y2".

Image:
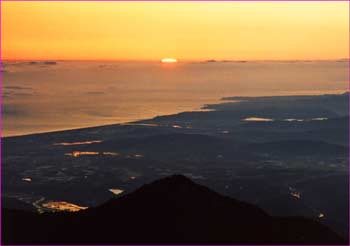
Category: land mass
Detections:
[
  {"x1": 2, "y1": 93, "x2": 349, "y2": 240},
  {"x1": 2, "y1": 175, "x2": 346, "y2": 244}
]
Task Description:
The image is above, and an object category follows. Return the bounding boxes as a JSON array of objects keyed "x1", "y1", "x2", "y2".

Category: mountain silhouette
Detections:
[{"x1": 2, "y1": 175, "x2": 346, "y2": 244}]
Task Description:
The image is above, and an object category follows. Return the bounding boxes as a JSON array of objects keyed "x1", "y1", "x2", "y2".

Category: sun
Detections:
[{"x1": 161, "y1": 58, "x2": 177, "y2": 63}]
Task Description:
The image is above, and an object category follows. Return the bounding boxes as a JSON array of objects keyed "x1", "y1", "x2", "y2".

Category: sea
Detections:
[{"x1": 2, "y1": 60, "x2": 348, "y2": 137}]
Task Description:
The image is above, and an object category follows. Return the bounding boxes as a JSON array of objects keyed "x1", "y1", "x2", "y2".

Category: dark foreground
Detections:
[{"x1": 2, "y1": 175, "x2": 346, "y2": 245}]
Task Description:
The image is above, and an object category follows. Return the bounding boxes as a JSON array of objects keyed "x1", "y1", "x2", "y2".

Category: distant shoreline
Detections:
[{"x1": 3, "y1": 91, "x2": 348, "y2": 139}]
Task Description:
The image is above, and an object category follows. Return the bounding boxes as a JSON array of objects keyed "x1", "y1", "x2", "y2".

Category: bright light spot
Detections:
[
  {"x1": 290, "y1": 191, "x2": 301, "y2": 199},
  {"x1": 312, "y1": 117, "x2": 328, "y2": 121},
  {"x1": 161, "y1": 58, "x2": 177, "y2": 63},
  {"x1": 65, "y1": 151, "x2": 119, "y2": 157},
  {"x1": 109, "y1": 189, "x2": 124, "y2": 195},
  {"x1": 53, "y1": 140, "x2": 102, "y2": 146},
  {"x1": 22, "y1": 177, "x2": 32, "y2": 182},
  {"x1": 102, "y1": 152, "x2": 120, "y2": 156},
  {"x1": 41, "y1": 201, "x2": 88, "y2": 212},
  {"x1": 318, "y1": 213, "x2": 325, "y2": 219},
  {"x1": 65, "y1": 151, "x2": 99, "y2": 157},
  {"x1": 284, "y1": 118, "x2": 304, "y2": 122},
  {"x1": 243, "y1": 117, "x2": 274, "y2": 122}
]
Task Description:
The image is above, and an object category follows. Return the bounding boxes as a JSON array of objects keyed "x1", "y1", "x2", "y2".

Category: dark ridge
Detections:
[{"x1": 2, "y1": 175, "x2": 346, "y2": 245}]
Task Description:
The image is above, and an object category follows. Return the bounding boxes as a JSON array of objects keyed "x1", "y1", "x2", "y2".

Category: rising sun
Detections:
[{"x1": 161, "y1": 58, "x2": 177, "y2": 63}]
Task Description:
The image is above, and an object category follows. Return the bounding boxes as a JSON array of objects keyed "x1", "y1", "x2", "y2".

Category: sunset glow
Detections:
[
  {"x1": 161, "y1": 58, "x2": 177, "y2": 63},
  {"x1": 2, "y1": 1, "x2": 349, "y2": 243},
  {"x1": 2, "y1": 2, "x2": 349, "y2": 61}
]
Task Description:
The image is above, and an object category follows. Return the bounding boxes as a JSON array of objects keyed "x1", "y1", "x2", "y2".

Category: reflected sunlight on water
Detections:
[{"x1": 3, "y1": 60, "x2": 348, "y2": 136}]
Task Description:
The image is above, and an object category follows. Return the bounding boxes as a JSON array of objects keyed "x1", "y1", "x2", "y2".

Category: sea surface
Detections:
[{"x1": 2, "y1": 60, "x2": 348, "y2": 137}]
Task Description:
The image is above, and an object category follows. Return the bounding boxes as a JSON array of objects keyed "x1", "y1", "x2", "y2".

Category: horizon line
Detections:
[{"x1": 2, "y1": 58, "x2": 350, "y2": 62}]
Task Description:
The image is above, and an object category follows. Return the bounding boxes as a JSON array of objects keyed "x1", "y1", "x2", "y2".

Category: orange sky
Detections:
[{"x1": 2, "y1": 2, "x2": 349, "y2": 61}]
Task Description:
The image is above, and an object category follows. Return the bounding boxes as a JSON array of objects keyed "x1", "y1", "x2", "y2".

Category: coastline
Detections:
[{"x1": 3, "y1": 91, "x2": 348, "y2": 139}]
